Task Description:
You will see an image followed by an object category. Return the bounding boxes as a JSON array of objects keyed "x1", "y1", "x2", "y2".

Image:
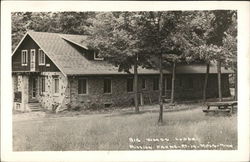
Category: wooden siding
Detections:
[{"x1": 12, "y1": 35, "x2": 60, "y2": 72}]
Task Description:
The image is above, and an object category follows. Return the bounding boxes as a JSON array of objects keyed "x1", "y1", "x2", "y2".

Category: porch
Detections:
[{"x1": 13, "y1": 72, "x2": 41, "y2": 111}]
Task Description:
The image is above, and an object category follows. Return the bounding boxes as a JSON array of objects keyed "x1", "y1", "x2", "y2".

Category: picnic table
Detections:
[{"x1": 203, "y1": 101, "x2": 237, "y2": 114}]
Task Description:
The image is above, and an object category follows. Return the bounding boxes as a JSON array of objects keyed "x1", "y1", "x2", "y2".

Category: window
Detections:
[
  {"x1": 104, "y1": 79, "x2": 112, "y2": 94},
  {"x1": 94, "y1": 51, "x2": 104, "y2": 60},
  {"x1": 53, "y1": 76, "x2": 59, "y2": 94},
  {"x1": 38, "y1": 49, "x2": 45, "y2": 65},
  {"x1": 127, "y1": 78, "x2": 134, "y2": 92},
  {"x1": 153, "y1": 77, "x2": 159, "y2": 90},
  {"x1": 142, "y1": 78, "x2": 146, "y2": 90},
  {"x1": 21, "y1": 50, "x2": 28, "y2": 66},
  {"x1": 40, "y1": 76, "x2": 46, "y2": 93},
  {"x1": 78, "y1": 79, "x2": 87, "y2": 94}
]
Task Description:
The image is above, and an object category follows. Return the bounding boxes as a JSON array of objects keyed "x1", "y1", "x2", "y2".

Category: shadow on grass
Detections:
[
  {"x1": 104, "y1": 105, "x2": 203, "y2": 118},
  {"x1": 204, "y1": 111, "x2": 237, "y2": 117}
]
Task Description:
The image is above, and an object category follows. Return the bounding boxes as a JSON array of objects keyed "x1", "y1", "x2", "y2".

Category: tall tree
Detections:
[
  {"x1": 207, "y1": 10, "x2": 236, "y2": 101},
  {"x1": 86, "y1": 12, "x2": 145, "y2": 113},
  {"x1": 222, "y1": 13, "x2": 237, "y2": 100},
  {"x1": 138, "y1": 11, "x2": 189, "y2": 123}
]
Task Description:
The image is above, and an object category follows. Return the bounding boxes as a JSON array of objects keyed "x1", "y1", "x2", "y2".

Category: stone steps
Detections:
[{"x1": 28, "y1": 102, "x2": 42, "y2": 111}]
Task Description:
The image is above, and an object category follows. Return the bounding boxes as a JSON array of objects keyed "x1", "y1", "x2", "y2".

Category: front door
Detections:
[
  {"x1": 30, "y1": 49, "x2": 36, "y2": 71},
  {"x1": 31, "y1": 78, "x2": 37, "y2": 98}
]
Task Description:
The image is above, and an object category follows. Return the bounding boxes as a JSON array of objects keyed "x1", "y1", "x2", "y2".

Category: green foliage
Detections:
[
  {"x1": 179, "y1": 10, "x2": 237, "y2": 67},
  {"x1": 12, "y1": 11, "x2": 237, "y2": 70},
  {"x1": 86, "y1": 12, "x2": 143, "y2": 72},
  {"x1": 11, "y1": 12, "x2": 95, "y2": 51},
  {"x1": 207, "y1": 11, "x2": 236, "y2": 46}
]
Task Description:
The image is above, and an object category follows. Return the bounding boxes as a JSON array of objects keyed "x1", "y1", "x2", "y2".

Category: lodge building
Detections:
[{"x1": 12, "y1": 31, "x2": 232, "y2": 111}]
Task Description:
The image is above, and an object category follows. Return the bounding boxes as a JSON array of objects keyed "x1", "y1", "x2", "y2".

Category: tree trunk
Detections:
[
  {"x1": 158, "y1": 53, "x2": 163, "y2": 123},
  {"x1": 217, "y1": 60, "x2": 222, "y2": 101},
  {"x1": 170, "y1": 62, "x2": 176, "y2": 104},
  {"x1": 134, "y1": 59, "x2": 139, "y2": 113},
  {"x1": 234, "y1": 71, "x2": 237, "y2": 100},
  {"x1": 203, "y1": 63, "x2": 210, "y2": 102}
]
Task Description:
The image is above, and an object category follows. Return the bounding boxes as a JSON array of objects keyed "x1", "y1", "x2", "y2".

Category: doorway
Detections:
[{"x1": 31, "y1": 77, "x2": 37, "y2": 98}]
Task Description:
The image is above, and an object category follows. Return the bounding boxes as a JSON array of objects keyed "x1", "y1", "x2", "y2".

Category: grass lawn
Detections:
[{"x1": 13, "y1": 104, "x2": 237, "y2": 151}]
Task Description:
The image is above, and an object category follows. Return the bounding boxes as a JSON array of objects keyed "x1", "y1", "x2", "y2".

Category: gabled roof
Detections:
[{"x1": 12, "y1": 31, "x2": 233, "y2": 76}]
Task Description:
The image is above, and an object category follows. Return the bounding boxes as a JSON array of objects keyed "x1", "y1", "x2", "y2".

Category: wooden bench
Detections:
[{"x1": 203, "y1": 101, "x2": 237, "y2": 114}]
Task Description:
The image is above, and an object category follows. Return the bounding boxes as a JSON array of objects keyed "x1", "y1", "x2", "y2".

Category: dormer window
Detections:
[
  {"x1": 38, "y1": 49, "x2": 45, "y2": 65},
  {"x1": 94, "y1": 51, "x2": 104, "y2": 61},
  {"x1": 21, "y1": 50, "x2": 28, "y2": 66}
]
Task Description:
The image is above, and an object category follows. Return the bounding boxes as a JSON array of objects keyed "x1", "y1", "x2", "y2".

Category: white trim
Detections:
[
  {"x1": 21, "y1": 50, "x2": 28, "y2": 66},
  {"x1": 30, "y1": 49, "x2": 36, "y2": 71},
  {"x1": 38, "y1": 49, "x2": 46, "y2": 65},
  {"x1": 94, "y1": 51, "x2": 104, "y2": 61},
  {"x1": 103, "y1": 78, "x2": 112, "y2": 94},
  {"x1": 59, "y1": 35, "x2": 88, "y2": 50},
  {"x1": 78, "y1": 78, "x2": 88, "y2": 95}
]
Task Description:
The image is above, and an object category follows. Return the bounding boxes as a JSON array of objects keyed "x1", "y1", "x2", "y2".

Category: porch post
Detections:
[{"x1": 21, "y1": 75, "x2": 29, "y2": 111}]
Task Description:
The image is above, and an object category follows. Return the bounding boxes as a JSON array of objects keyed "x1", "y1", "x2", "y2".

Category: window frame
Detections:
[
  {"x1": 38, "y1": 49, "x2": 46, "y2": 65},
  {"x1": 94, "y1": 51, "x2": 104, "y2": 61},
  {"x1": 53, "y1": 76, "x2": 59, "y2": 95},
  {"x1": 127, "y1": 78, "x2": 134, "y2": 93},
  {"x1": 153, "y1": 77, "x2": 159, "y2": 91},
  {"x1": 78, "y1": 78, "x2": 88, "y2": 95},
  {"x1": 103, "y1": 78, "x2": 112, "y2": 94},
  {"x1": 21, "y1": 50, "x2": 28, "y2": 66},
  {"x1": 40, "y1": 76, "x2": 46, "y2": 94}
]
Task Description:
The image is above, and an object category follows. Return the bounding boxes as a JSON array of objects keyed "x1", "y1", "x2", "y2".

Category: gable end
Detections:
[{"x1": 12, "y1": 34, "x2": 60, "y2": 73}]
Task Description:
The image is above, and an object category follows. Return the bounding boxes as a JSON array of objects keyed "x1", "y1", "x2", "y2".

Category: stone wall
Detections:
[
  {"x1": 12, "y1": 72, "x2": 231, "y2": 111},
  {"x1": 37, "y1": 72, "x2": 69, "y2": 110},
  {"x1": 68, "y1": 75, "x2": 160, "y2": 109}
]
